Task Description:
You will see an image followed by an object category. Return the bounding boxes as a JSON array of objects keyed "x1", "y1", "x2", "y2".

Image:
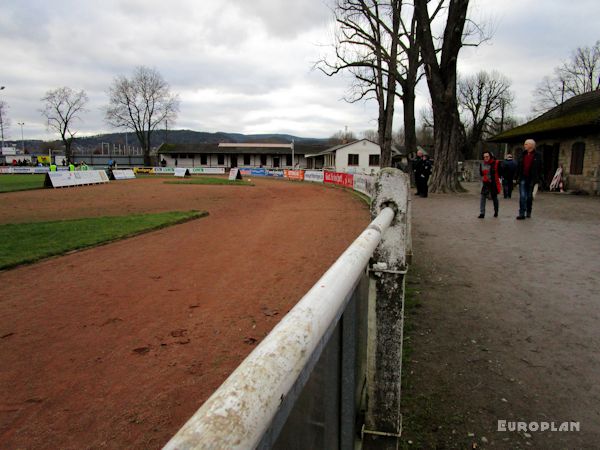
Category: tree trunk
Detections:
[
  {"x1": 429, "y1": 103, "x2": 464, "y2": 192},
  {"x1": 64, "y1": 141, "x2": 72, "y2": 163},
  {"x1": 402, "y1": 85, "x2": 417, "y2": 156},
  {"x1": 415, "y1": 0, "x2": 469, "y2": 193}
]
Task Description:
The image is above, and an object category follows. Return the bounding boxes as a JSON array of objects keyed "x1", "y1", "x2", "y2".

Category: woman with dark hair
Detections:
[{"x1": 478, "y1": 151, "x2": 501, "y2": 218}]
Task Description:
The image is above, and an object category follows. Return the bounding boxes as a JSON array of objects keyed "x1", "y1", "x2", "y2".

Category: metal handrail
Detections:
[{"x1": 163, "y1": 207, "x2": 395, "y2": 450}]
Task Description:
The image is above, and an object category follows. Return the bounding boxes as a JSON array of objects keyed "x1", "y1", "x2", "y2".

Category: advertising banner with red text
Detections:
[{"x1": 324, "y1": 171, "x2": 354, "y2": 188}]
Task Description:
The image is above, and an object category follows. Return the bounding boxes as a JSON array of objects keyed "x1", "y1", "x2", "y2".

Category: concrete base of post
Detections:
[{"x1": 364, "y1": 168, "x2": 410, "y2": 450}]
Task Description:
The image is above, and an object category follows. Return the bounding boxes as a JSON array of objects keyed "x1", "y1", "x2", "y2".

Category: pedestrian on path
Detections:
[
  {"x1": 501, "y1": 153, "x2": 517, "y2": 198},
  {"x1": 516, "y1": 139, "x2": 543, "y2": 220},
  {"x1": 413, "y1": 149, "x2": 424, "y2": 196},
  {"x1": 478, "y1": 151, "x2": 501, "y2": 218}
]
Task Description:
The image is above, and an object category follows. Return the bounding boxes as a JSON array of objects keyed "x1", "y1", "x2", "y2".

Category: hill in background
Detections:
[{"x1": 9, "y1": 129, "x2": 329, "y2": 154}]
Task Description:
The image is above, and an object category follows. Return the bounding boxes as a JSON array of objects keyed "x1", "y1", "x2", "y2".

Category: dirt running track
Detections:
[{"x1": 0, "y1": 177, "x2": 370, "y2": 449}]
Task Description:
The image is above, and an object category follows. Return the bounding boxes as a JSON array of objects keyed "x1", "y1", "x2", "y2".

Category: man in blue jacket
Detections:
[{"x1": 501, "y1": 153, "x2": 517, "y2": 199}]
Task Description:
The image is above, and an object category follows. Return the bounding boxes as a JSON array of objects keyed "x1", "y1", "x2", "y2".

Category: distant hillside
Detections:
[
  {"x1": 74, "y1": 129, "x2": 328, "y2": 147},
  {"x1": 10, "y1": 130, "x2": 329, "y2": 154}
]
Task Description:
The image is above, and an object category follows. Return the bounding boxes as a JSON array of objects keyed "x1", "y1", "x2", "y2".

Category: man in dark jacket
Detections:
[
  {"x1": 412, "y1": 149, "x2": 424, "y2": 196},
  {"x1": 501, "y1": 153, "x2": 517, "y2": 199},
  {"x1": 516, "y1": 139, "x2": 543, "y2": 220}
]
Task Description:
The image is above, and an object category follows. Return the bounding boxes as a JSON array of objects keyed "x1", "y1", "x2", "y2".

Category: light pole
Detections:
[
  {"x1": 0, "y1": 86, "x2": 5, "y2": 151},
  {"x1": 18, "y1": 122, "x2": 25, "y2": 153}
]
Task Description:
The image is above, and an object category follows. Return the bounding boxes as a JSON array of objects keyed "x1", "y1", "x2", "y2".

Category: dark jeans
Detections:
[
  {"x1": 503, "y1": 178, "x2": 514, "y2": 198},
  {"x1": 519, "y1": 179, "x2": 534, "y2": 217},
  {"x1": 480, "y1": 184, "x2": 498, "y2": 216},
  {"x1": 416, "y1": 175, "x2": 429, "y2": 197}
]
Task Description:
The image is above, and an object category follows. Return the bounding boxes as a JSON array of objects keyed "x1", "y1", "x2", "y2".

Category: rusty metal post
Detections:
[{"x1": 363, "y1": 168, "x2": 410, "y2": 450}]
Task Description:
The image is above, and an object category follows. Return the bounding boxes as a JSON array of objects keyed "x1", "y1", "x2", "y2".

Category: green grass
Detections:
[
  {"x1": 164, "y1": 177, "x2": 254, "y2": 186},
  {"x1": 0, "y1": 210, "x2": 207, "y2": 270},
  {"x1": 0, "y1": 174, "x2": 46, "y2": 193}
]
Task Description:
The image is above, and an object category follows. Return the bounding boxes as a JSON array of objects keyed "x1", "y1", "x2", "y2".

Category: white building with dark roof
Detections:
[{"x1": 305, "y1": 139, "x2": 382, "y2": 174}]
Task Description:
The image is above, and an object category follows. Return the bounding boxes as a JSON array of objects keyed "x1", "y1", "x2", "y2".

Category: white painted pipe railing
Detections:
[{"x1": 163, "y1": 207, "x2": 395, "y2": 450}]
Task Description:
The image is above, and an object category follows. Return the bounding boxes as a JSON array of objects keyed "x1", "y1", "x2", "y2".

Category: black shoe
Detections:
[
  {"x1": 516, "y1": 216, "x2": 525, "y2": 220},
  {"x1": 494, "y1": 211, "x2": 498, "y2": 217},
  {"x1": 526, "y1": 213, "x2": 531, "y2": 218},
  {"x1": 478, "y1": 214, "x2": 485, "y2": 219}
]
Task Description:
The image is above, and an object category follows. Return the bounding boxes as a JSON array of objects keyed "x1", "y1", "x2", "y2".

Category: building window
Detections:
[
  {"x1": 570, "y1": 142, "x2": 585, "y2": 175},
  {"x1": 243, "y1": 154, "x2": 251, "y2": 165},
  {"x1": 286, "y1": 154, "x2": 292, "y2": 166},
  {"x1": 348, "y1": 154, "x2": 359, "y2": 166},
  {"x1": 273, "y1": 157, "x2": 280, "y2": 168},
  {"x1": 369, "y1": 154, "x2": 380, "y2": 166},
  {"x1": 200, "y1": 154, "x2": 207, "y2": 165},
  {"x1": 260, "y1": 155, "x2": 267, "y2": 166},
  {"x1": 217, "y1": 154, "x2": 225, "y2": 165}
]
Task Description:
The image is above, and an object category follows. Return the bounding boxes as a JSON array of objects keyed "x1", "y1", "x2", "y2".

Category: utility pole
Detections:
[
  {"x1": 0, "y1": 86, "x2": 5, "y2": 151},
  {"x1": 18, "y1": 122, "x2": 25, "y2": 153}
]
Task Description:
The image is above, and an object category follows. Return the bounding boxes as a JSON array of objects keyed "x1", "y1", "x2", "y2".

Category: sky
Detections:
[{"x1": 1, "y1": 0, "x2": 599, "y2": 142}]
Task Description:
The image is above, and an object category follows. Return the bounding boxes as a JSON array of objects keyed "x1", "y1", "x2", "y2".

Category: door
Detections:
[
  {"x1": 541, "y1": 144, "x2": 559, "y2": 190},
  {"x1": 230, "y1": 154, "x2": 238, "y2": 168}
]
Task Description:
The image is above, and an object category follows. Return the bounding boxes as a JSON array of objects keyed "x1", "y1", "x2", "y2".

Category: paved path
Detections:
[{"x1": 401, "y1": 183, "x2": 600, "y2": 449}]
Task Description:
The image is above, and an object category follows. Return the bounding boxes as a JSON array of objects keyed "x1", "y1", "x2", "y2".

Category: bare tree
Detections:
[
  {"x1": 362, "y1": 129, "x2": 379, "y2": 142},
  {"x1": 319, "y1": 0, "x2": 402, "y2": 167},
  {"x1": 329, "y1": 128, "x2": 357, "y2": 145},
  {"x1": 458, "y1": 70, "x2": 514, "y2": 159},
  {"x1": 40, "y1": 87, "x2": 88, "y2": 162},
  {"x1": 105, "y1": 66, "x2": 179, "y2": 166},
  {"x1": 0, "y1": 100, "x2": 10, "y2": 149},
  {"x1": 533, "y1": 40, "x2": 600, "y2": 112},
  {"x1": 415, "y1": 0, "x2": 483, "y2": 192}
]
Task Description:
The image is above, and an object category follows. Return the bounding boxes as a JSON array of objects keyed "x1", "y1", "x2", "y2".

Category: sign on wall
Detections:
[
  {"x1": 304, "y1": 170, "x2": 324, "y2": 183},
  {"x1": 324, "y1": 171, "x2": 354, "y2": 188},
  {"x1": 284, "y1": 170, "x2": 305, "y2": 181}
]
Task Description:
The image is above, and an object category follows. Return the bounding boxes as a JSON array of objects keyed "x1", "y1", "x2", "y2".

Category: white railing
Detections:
[{"x1": 164, "y1": 169, "x2": 410, "y2": 450}]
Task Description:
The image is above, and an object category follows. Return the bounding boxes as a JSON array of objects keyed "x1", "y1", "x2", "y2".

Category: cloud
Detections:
[{"x1": 1, "y1": 0, "x2": 600, "y2": 141}]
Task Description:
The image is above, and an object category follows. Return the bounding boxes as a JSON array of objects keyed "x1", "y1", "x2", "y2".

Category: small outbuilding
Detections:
[
  {"x1": 305, "y1": 139, "x2": 382, "y2": 174},
  {"x1": 489, "y1": 91, "x2": 600, "y2": 194}
]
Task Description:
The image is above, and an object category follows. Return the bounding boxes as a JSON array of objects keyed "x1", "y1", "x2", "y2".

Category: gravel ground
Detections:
[{"x1": 401, "y1": 183, "x2": 600, "y2": 449}]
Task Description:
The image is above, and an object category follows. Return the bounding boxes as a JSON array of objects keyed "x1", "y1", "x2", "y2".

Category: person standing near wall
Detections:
[
  {"x1": 478, "y1": 151, "x2": 501, "y2": 218},
  {"x1": 516, "y1": 139, "x2": 543, "y2": 220},
  {"x1": 420, "y1": 154, "x2": 433, "y2": 198},
  {"x1": 412, "y1": 149, "x2": 424, "y2": 196}
]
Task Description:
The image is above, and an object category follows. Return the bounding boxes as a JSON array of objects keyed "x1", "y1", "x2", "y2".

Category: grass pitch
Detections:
[
  {"x1": 0, "y1": 210, "x2": 207, "y2": 270},
  {"x1": 0, "y1": 174, "x2": 46, "y2": 193}
]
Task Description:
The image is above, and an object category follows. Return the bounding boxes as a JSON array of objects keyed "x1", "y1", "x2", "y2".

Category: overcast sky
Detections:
[{"x1": 1, "y1": 0, "x2": 599, "y2": 142}]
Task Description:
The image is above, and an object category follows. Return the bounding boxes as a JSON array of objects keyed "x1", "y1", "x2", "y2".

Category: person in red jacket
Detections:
[{"x1": 478, "y1": 151, "x2": 501, "y2": 218}]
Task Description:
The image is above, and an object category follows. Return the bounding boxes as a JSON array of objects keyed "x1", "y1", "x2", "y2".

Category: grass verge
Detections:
[
  {"x1": 0, "y1": 210, "x2": 207, "y2": 270},
  {"x1": 164, "y1": 177, "x2": 254, "y2": 186},
  {"x1": 0, "y1": 174, "x2": 46, "y2": 193}
]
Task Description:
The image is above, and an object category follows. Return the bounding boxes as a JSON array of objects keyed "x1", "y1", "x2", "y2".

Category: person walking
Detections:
[
  {"x1": 501, "y1": 153, "x2": 517, "y2": 198},
  {"x1": 516, "y1": 139, "x2": 543, "y2": 220},
  {"x1": 478, "y1": 151, "x2": 501, "y2": 218},
  {"x1": 420, "y1": 154, "x2": 433, "y2": 198},
  {"x1": 412, "y1": 149, "x2": 424, "y2": 196}
]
